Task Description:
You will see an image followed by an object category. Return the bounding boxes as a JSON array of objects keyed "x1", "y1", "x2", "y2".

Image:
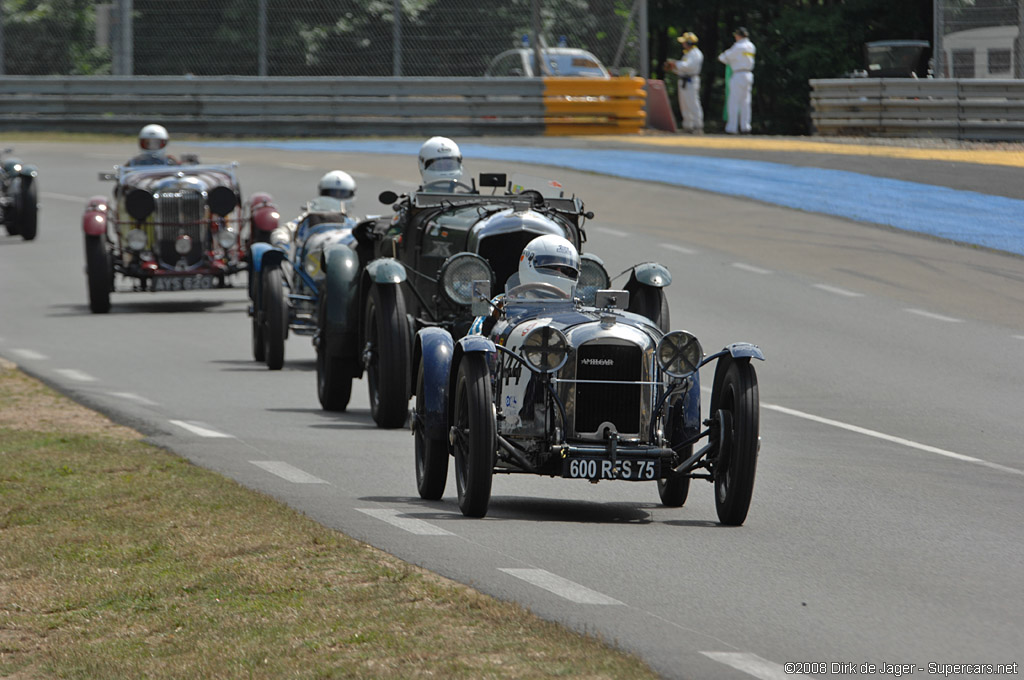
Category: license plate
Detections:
[
  {"x1": 563, "y1": 457, "x2": 660, "y2": 481},
  {"x1": 152, "y1": 275, "x2": 215, "y2": 292}
]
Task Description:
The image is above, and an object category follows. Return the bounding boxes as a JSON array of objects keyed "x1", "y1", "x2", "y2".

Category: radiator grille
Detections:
[
  {"x1": 154, "y1": 190, "x2": 205, "y2": 267},
  {"x1": 574, "y1": 342, "x2": 641, "y2": 435}
]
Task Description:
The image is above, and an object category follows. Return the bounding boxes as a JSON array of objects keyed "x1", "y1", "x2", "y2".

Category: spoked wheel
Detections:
[
  {"x1": 627, "y1": 283, "x2": 670, "y2": 333},
  {"x1": 316, "y1": 284, "x2": 354, "y2": 411},
  {"x1": 451, "y1": 353, "x2": 495, "y2": 518},
  {"x1": 262, "y1": 260, "x2": 287, "y2": 370},
  {"x1": 84, "y1": 235, "x2": 111, "y2": 314},
  {"x1": 414, "y1": 361, "x2": 448, "y2": 500},
  {"x1": 657, "y1": 444, "x2": 691, "y2": 507},
  {"x1": 713, "y1": 360, "x2": 760, "y2": 526},
  {"x1": 16, "y1": 178, "x2": 38, "y2": 241},
  {"x1": 364, "y1": 283, "x2": 410, "y2": 428}
]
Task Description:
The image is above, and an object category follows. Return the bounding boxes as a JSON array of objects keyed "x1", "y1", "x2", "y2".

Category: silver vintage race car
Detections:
[{"x1": 412, "y1": 265, "x2": 764, "y2": 525}]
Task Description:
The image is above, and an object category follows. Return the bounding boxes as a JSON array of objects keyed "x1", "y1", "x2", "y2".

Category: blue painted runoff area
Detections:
[{"x1": 198, "y1": 139, "x2": 1024, "y2": 257}]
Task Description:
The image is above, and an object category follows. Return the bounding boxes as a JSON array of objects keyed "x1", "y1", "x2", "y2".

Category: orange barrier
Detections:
[{"x1": 543, "y1": 76, "x2": 647, "y2": 135}]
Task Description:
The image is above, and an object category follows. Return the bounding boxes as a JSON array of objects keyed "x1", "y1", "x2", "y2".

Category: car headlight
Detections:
[
  {"x1": 657, "y1": 331, "x2": 703, "y2": 378},
  {"x1": 440, "y1": 252, "x2": 492, "y2": 306},
  {"x1": 521, "y1": 326, "x2": 569, "y2": 373},
  {"x1": 126, "y1": 228, "x2": 148, "y2": 251},
  {"x1": 174, "y1": 234, "x2": 193, "y2": 255},
  {"x1": 578, "y1": 254, "x2": 610, "y2": 305},
  {"x1": 216, "y1": 225, "x2": 237, "y2": 249}
]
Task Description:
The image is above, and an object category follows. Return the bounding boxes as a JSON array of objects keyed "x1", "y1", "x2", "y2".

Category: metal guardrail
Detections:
[
  {"x1": 810, "y1": 78, "x2": 1024, "y2": 141},
  {"x1": 0, "y1": 75, "x2": 646, "y2": 137}
]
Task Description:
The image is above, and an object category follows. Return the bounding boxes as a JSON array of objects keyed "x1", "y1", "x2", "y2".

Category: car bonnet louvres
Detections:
[
  {"x1": 154, "y1": 188, "x2": 205, "y2": 268},
  {"x1": 573, "y1": 341, "x2": 643, "y2": 436}
]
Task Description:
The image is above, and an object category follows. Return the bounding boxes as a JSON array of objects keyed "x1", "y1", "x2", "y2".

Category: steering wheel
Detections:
[
  {"x1": 507, "y1": 282, "x2": 569, "y2": 300},
  {"x1": 422, "y1": 179, "x2": 477, "y2": 194},
  {"x1": 514, "y1": 189, "x2": 546, "y2": 207}
]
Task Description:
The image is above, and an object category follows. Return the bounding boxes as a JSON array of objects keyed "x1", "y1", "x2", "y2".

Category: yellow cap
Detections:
[{"x1": 678, "y1": 32, "x2": 698, "y2": 45}]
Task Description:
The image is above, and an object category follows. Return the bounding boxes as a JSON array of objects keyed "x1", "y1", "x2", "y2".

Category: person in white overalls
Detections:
[
  {"x1": 664, "y1": 31, "x2": 704, "y2": 134},
  {"x1": 718, "y1": 27, "x2": 756, "y2": 134}
]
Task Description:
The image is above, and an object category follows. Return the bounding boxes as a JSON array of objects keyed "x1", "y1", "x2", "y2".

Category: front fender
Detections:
[
  {"x1": 82, "y1": 195, "x2": 109, "y2": 236},
  {"x1": 414, "y1": 328, "x2": 455, "y2": 442},
  {"x1": 250, "y1": 242, "x2": 286, "y2": 275},
  {"x1": 18, "y1": 164, "x2": 39, "y2": 179},
  {"x1": 707, "y1": 344, "x2": 765, "y2": 415},
  {"x1": 366, "y1": 257, "x2": 407, "y2": 284},
  {"x1": 322, "y1": 245, "x2": 361, "y2": 360},
  {"x1": 447, "y1": 335, "x2": 497, "y2": 428},
  {"x1": 632, "y1": 262, "x2": 672, "y2": 288}
]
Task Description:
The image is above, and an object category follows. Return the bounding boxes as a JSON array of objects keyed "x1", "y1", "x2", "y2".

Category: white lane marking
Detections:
[
  {"x1": 12, "y1": 349, "x2": 48, "y2": 360},
  {"x1": 280, "y1": 162, "x2": 314, "y2": 171},
  {"x1": 393, "y1": 180, "x2": 419, "y2": 189},
  {"x1": 905, "y1": 308, "x2": 964, "y2": 323},
  {"x1": 498, "y1": 568, "x2": 624, "y2": 605},
  {"x1": 169, "y1": 420, "x2": 233, "y2": 438},
  {"x1": 595, "y1": 226, "x2": 629, "y2": 237},
  {"x1": 732, "y1": 262, "x2": 772, "y2": 275},
  {"x1": 43, "y1": 192, "x2": 89, "y2": 203},
  {"x1": 250, "y1": 460, "x2": 329, "y2": 484},
  {"x1": 763, "y1": 403, "x2": 1023, "y2": 476},
  {"x1": 356, "y1": 508, "x2": 454, "y2": 535},
  {"x1": 55, "y1": 369, "x2": 96, "y2": 382},
  {"x1": 1012, "y1": 335, "x2": 1024, "y2": 340},
  {"x1": 108, "y1": 391, "x2": 158, "y2": 406},
  {"x1": 659, "y1": 242, "x2": 697, "y2": 255},
  {"x1": 701, "y1": 652, "x2": 793, "y2": 680},
  {"x1": 812, "y1": 283, "x2": 863, "y2": 297}
]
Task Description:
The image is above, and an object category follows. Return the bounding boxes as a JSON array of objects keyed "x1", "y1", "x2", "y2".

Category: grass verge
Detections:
[{"x1": 0, "y1": 360, "x2": 660, "y2": 679}]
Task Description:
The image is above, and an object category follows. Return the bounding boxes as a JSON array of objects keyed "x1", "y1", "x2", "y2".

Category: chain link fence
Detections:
[
  {"x1": 0, "y1": 0, "x2": 645, "y2": 78},
  {"x1": 934, "y1": 0, "x2": 1024, "y2": 78}
]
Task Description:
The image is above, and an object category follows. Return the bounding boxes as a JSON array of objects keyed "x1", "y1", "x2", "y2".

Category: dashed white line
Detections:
[
  {"x1": 12, "y1": 349, "x2": 48, "y2": 360},
  {"x1": 701, "y1": 652, "x2": 793, "y2": 680},
  {"x1": 659, "y1": 242, "x2": 697, "y2": 255},
  {"x1": 1012, "y1": 335, "x2": 1024, "y2": 341},
  {"x1": 812, "y1": 283, "x2": 863, "y2": 297},
  {"x1": 54, "y1": 369, "x2": 96, "y2": 382},
  {"x1": 595, "y1": 226, "x2": 629, "y2": 237},
  {"x1": 498, "y1": 568, "x2": 624, "y2": 605},
  {"x1": 108, "y1": 391, "x2": 158, "y2": 406},
  {"x1": 763, "y1": 403, "x2": 1023, "y2": 476},
  {"x1": 905, "y1": 308, "x2": 964, "y2": 323},
  {"x1": 42, "y1": 192, "x2": 88, "y2": 203},
  {"x1": 250, "y1": 460, "x2": 328, "y2": 484},
  {"x1": 169, "y1": 420, "x2": 233, "y2": 438},
  {"x1": 356, "y1": 508, "x2": 454, "y2": 535},
  {"x1": 732, "y1": 262, "x2": 772, "y2": 275}
]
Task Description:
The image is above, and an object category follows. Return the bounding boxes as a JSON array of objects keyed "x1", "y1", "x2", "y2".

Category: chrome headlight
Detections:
[
  {"x1": 174, "y1": 234, "x2": 193, "y2": 255},
  {"x1": 126, "y1": 228, "x2": 148, "y2": 251},
  {"x1": 440, "y1": 252, "x2": 493, "y2": 306},
  {"x1": 578, "y1": 254, "x2": 610, "y2": 305},
  {"x1": 522, "y1": 326, "x2": 569, "y2": 373},
  {"x1": 216, "y1": 225, "x2": 237, "y2": 249},
  {"x1": 657, "y1": 331, "x2": 703, "y2": 378}
]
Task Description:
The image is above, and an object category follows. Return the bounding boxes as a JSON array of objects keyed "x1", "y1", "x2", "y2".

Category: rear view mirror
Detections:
[{"x1": 478, "y1": 173, "x2": 507, "y2": 188}]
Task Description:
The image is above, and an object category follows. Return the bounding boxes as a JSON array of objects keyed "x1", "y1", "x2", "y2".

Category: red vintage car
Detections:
[{"x1": 82, "y1": 162, "x2": 279, "y2": 313}]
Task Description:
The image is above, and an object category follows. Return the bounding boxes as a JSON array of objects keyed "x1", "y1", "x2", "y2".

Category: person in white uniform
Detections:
[
  {"x1": 664, "y1": 31, "x2": 704, "y2": 134},
  {"x1": 717, "y1": 27, "x2": 756, "y2": 134}
]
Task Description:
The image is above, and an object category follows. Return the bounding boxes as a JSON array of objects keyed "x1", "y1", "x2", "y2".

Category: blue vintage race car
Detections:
[
  {"x1": 249, "y1": 196, "x2": 360, "y2": 370},
  {"x1": 412, "y1": 282, "x2": 765, "y2": 525}
]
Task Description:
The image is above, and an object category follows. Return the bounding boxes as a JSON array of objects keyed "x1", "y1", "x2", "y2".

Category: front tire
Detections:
[
  {"x1": 657, "y1": 445, "x2": 691, "y2": 507},
  {"x1": 627, "y1": 283, "x2": 670, "y2": 333},
  {"x1": 316, "y1": 284, "x2": 354, "y2": 411},
  {"x1": 415, "y1": 361, "x2": 448, "y2": 500},
  {"x1": 85, "y1": 235, "x2": 111, "y2": 314},
  {"x1": 713, "y1": 361, "x2": 760, "y2": 526},
  {"x1": 16, "y1": 178, "x2": 38, "y2": 241},
  {"x1": 262, "y1": 260, "x2": 287, "y2": 370},
  {"x1": 452, "y1": 353, "x2": 495, "y2": 518},
  {"x1": 364, "y1": 283, "x2": 410, "y2": 428}
]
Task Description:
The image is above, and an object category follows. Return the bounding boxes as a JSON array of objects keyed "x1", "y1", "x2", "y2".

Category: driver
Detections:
[
  {"x1": 470, "y1": 234, "x2": 580, "y2": 335},
  {"x1": 126, "y1": 124, "x2": 179, "y2": 167},
  {"x1": 418, "y1": 136, "x2": 464, "y2": 191},
  {"x1": 317, "y1": 170, "x2": 357, "y2": 203}
]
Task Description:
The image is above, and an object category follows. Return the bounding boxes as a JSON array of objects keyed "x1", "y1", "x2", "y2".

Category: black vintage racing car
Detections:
[
  {"x1": 1, "y1": 148, "x2": 39, "y2": 241},
  {"x1": 315, "y1": 173, "x2": 673, "y2": 427},
  {"x1": 413, "y1": 283, "x2": 765, "y2": 525}
]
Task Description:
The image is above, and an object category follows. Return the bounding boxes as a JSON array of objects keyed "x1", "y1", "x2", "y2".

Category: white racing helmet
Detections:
[
  {"x1": 418, "y1": 136, "x2": 463, "y2": 186},
  {"x1": 317, "y1": 170, "x2": 357, "y2": 200},
  {"x1": 139, "y1": 124, "x2": 169, "y2": 151},
  {"x1": 518, "y1": 234, "x2": 580, "y2": 297}
]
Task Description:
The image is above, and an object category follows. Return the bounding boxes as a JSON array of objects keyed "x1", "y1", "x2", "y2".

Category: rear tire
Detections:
[
  {"x1": 85, "y1": 235, "x2": 111, "y2": 314},
  {"x1": 364, "y1": 283, "x2": 410, "y2": 428},
  {"x1": 713, "y1": 361, "x2": 760, "y2": 526},
  {"x1": 415, "y1": 361, "x2": 448, "y2": 500},
  {"x1": 452, "y1": 353, "x2": 495, "y2": 518},
  {"x1": 262, "y1": 261, "x2": 287, "y2": 370}
]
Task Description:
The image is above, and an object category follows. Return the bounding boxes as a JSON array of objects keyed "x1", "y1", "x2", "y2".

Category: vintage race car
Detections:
[
  {"x1": 248, "y1": 196, "x2": 359, "y2": 370},
  {"x1": 1, "y1": 148, "x2": 39, "y2": 241},
  {"x1": 315, "y1": 172, "x2": 672, "y2": 427},
  {"x1": 412, "y1": 284, "x2": 764, "y2": 525},
  {"x1": 82, "y1": 163, "x2": 278, "y2": 313}
]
